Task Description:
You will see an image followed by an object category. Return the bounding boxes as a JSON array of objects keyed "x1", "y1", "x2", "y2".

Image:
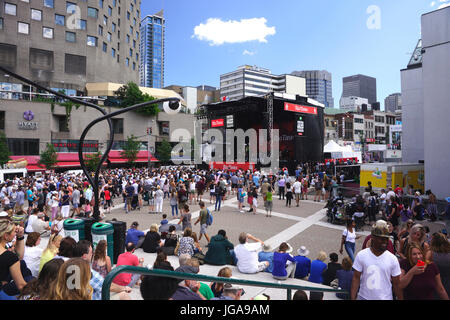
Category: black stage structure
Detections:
[{"x1": 197, "y1": 93, "x2": 325, "y2": 173}]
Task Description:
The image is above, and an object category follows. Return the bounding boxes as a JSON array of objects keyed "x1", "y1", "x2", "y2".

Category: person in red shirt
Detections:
[
  {"x1": 394, "y1": 184, "x2": 404, "y2": 197},
  {"x1": 104, "y1": 186, "x2": 112, "y2": 214},
  {"x1": 113, "y1": 243, "x2": 144, "y2": 288}
]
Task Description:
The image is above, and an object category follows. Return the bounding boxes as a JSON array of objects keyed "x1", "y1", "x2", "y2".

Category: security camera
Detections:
[{"x1": 163, "y1": 100, "x2": 181, "y2": 115}]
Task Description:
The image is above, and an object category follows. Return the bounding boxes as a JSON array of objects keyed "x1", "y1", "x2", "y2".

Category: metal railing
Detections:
[{"x1": 102, "y1": 266, "x2": 346, "y2": 300}]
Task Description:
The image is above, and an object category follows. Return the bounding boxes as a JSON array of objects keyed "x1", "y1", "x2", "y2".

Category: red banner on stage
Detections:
[
  {"x1": 284, "y1": 102, "x2": 318, "y2": 115},
  {"x1": 211, "y1": 119, "x2": 224, "y2": 127}
]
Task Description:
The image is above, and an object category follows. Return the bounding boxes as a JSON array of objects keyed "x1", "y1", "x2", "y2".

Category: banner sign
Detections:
[{"x1": 284, "y1": 103, "x2": 317, "y2": 115}]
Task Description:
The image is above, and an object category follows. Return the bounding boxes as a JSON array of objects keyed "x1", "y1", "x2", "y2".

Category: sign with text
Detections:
[
  {"x1": 226, "y1": 115, "x2": 234, "y2": 128},
  {"x1": 284, "y1": 103, "x2": 318, "y2": 115},
  {"x1": 211, "y1": 119, "x2": 224, "y2": 128}
]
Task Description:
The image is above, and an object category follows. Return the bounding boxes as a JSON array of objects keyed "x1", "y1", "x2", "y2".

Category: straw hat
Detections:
[
  {"x1": 297, "y1": 246, "x2": 310, "y2": 256},
  {"x1": 262, "y1": 244, "x2": 272, "y2": 252}
]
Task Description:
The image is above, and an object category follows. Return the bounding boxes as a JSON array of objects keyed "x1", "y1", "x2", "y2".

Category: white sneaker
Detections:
[{"x1": 239, "y1": 210, "x2": 244, "y2": 213}]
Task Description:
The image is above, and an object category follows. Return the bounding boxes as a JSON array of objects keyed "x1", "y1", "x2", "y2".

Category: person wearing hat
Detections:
[
  {"x1": 272, "y1": 242, "x2": 296, "y2": 280},
  {"x1": 258, "y1": 243, "x2": 274, "y2": 273},
  {"x1": 125, "y1": 221, "x2": 147, "y2": 249},
  {"x1": 31, "y1": 212, "x2": 51, "y2": 237},
  {"x1": 351, "y1": 223, "x2": 403, "y2": 300},
  {"x1": 293, "y1": 246, "x2": 311, "y2": 280},
  {"x1": 211, "y1": 283, "x2": 244, "y2": 300}
]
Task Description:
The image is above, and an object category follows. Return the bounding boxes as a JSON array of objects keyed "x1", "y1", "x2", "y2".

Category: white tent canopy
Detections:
[
  {"x1": 324, "y1": 140, "x2": 344, "y2": 153},
  {"x1": 324, "y1": 141, "x2": 362, "y2": 163}
]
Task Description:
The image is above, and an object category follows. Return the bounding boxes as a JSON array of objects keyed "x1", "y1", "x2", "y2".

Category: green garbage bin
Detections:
[
  {"x1": 63, "y1": 219, "x2": 85, "y2": 242},
  {"x1": 91, "y1": 222, "x2": 114, "y2": 263}
]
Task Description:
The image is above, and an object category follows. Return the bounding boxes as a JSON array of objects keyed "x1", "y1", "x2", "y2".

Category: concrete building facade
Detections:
[
  {"x1": 384, "y1": 93, "x2": 402, "y2": 113},
  {"x1": 342, "y1": 74, "x2": 377, "y2": 105},
  {"x1": 0, "y1": 0, "x2": 141, "y2": 92}
]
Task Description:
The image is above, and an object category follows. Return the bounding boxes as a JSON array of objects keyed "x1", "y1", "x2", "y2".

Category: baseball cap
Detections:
[{"x1": 371, "y1": 224, "x2": 390, "y2": 238}]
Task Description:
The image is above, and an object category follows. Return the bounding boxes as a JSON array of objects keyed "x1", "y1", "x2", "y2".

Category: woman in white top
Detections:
[
  {"x1": 23, "y1": 232, "x2": 43, "y2": 278},
  {"x1": 339, "y1": 219, "x2": 362, "y2": 262},
  {"x1": 189, "y1": 179, "x2": 196, "y2": 204}
]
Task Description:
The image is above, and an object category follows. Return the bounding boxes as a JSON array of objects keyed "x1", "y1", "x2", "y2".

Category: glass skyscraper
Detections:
[
  {"x1": 140, "y1": 10, "x2": 164, "y2": 88},
  {"x1": 291, "y1": 70, "x2": 334, "y2": 108}
]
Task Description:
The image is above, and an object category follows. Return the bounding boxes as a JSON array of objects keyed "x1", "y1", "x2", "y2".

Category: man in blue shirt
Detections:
[
  {"x1": 124, "y1": 182, "x2": 135, "y2": 213},
  {"x1": 126, "y1": 221, "x2": 146, "y2": 248}
]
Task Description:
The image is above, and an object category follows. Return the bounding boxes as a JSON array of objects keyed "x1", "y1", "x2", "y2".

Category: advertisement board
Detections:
[{"x1": 284, "y1": 102, "x2": 318, "y2": 115}]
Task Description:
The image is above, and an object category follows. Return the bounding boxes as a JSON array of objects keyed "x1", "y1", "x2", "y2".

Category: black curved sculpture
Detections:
[{"x1": 0, "y1": 66, "x2": 180, "y2": 221}]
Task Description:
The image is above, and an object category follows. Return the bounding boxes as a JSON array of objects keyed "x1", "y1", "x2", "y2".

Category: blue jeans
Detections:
[
  {"x1": 345, "y1": 241, "x2": 355, "y2": 262},
  {"x1": 215, "y1": 195, "x2": 222, "y2": 211},
  {"x1": 171, "y1": 204, "x2": 178, "y2": 216}
]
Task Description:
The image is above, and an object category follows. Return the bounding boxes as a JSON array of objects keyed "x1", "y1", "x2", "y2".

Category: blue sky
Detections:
[{"x1": 141, "y1": 0, "x2": 448, "y2": 109}]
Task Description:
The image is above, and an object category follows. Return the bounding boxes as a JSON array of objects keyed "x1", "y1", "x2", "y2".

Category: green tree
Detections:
[
  {"x1": 157, "y1": 139, "x2": 173, "y2": 164},
  {"x1": 38, "y1": 143, "x2": 58, "y2": 170},
  {"x1": 0, "y1": 132, "x2": 11, "y2": 166},
  {"x1": 114, "y1": 82, "x2": 159, "y2": 116},
  {"x1": 120, "y1": 135, "x2": 141, "y2": 165},
  {"x1": 84, "y1": 152, "x2": 102, "y2": 172}
]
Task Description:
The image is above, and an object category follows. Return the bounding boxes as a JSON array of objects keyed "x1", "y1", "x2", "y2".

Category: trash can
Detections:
[
  {"x1": 63, "y1": 218, "x2": 85, "y2": 242},
  {"x1": 81, "y1": 217, "x2": 96, "y2": 243},
  {"x1": 91, "y1": 222, "x2": 114, "y2": 263},
  {"x1": 106, "y1": 220, "x2": 127, "y2": 264}
]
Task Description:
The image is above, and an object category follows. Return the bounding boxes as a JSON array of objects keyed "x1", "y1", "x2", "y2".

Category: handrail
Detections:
[{"x1": 102, "y1": 265, "x2": 346, "y2": 300}]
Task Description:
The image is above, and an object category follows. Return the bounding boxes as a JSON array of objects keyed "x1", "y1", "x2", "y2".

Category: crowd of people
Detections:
[{"x1": 0, "y1": 164, "x2": 449, "y2": 300}]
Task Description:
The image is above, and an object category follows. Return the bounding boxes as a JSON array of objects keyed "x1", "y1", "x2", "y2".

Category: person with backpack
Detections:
[
  {"x1": 214, "y1": 182, "x2": 223, "y2": 212},
  {"x1": 367, "y1": 192, "x2": 378, "y2": 225},
  {"x1": 313, "y1": 177, "x2": 323, "y2": 202},
  {"x1": 194, "y1": 201, "x2": 211, "y2": 244}
]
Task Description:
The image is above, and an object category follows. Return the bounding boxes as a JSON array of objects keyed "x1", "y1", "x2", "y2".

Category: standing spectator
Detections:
[
  {"x1": 194, "y1": 201, "x2": 210, "y2": 243},
  {"x1": 154, "y1": 186, "x2": 164, "y2": 214},
  {"x1": 47, "y1": 258, "x2": 93, "y2": 300},
  {"x1": 339, "y1": 219, "x2": 362, "y2": 262},
  {"x1": 322, "y1": 252, "x2": 342, "y2": 286},
  {"x1": 23, "y1": 232, "x2": 43, "y2": 277},
  {"x1": 204, "y1": 229, "x2": 235, "y2": 266},
  {"x1": 113, "y1": 242, "x2": 144, "y2": 289},
  {"x1": 399, "y1": 243, "x2": 448, "y2": 300},
  {"x1": 272, "y1": 242, "x2": 296, "y2": 280},
  {"x1": 15, "y1": 187, "x2": 25, "y2": 214},
  {"x1": 425, "y1": 232, "x2": 450, "y2": 297},
  {"x1": 237, "y1": 184, "x2": 245, "y2": 213},
  {"x1": 399, "y1": 224, "x2": 430, "y2": 260},
  {"x1": 285, "y1": 182, "x2": 293, "y2": 208},
  {"x1": 308, "y1": 251, "x2": 328, "y2": 284},
  {"x1": 278, "y1": 176, "x2": 286, "y2": 200},
  {"x1": 103, "y1": 186, "x2": 112, "y2": 214},
  {"x1": 71, "y1": 186, "x2": 81, "y2": 217},
  {"x1": 214, "y1": 182, "x2": 223, "y2": 212},
  {"x1": 412, "y1": 198, "x2": 425, "y2": 221},
  {"x1": 178, "y1": 204, "x2": 192, "y2": 231},
  {"x1": 293, "y1": 178, "x2": 302, "y2": 207},
  {"x1": 92, "y1": 240, "x2": 112, "y2": 278},
  {"x1": 124, "y1": 182, "x2": 135, "y2": 214},
  {"x1": 169, "y1": 190, "x2": 179, "y2": 217},
  {"x1": 234, "y1": 232, "x2": 269, "y2": 274},
  {"x1": 264, "y1": 187, "x2": 273, "y2": 218},
  {"x1": 335, "y1": 257, "x2": 353, "y2": 300},
  {"x1": 313, "y1": 177, "x2": 323, "y2": 202},
  {"x1": 350, "y1": 224, "x2": 403, "y2": 300}
]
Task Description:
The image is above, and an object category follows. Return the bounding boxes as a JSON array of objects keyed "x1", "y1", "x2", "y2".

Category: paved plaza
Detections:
[{"x1": 74, "y1": 193, "x2": 445, "y2": 300}]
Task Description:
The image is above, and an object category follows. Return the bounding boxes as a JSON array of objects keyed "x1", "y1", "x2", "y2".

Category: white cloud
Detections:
[
  {"x1": 243, "y1": 49, "x2": 256, "y2": 56},
  {"x1": 430, "y1": 1, "x2": 436, "y2": 6},
  {"x1": 193, "y1": 17, "x2": 276, "y2": 46},
  {"x1": 438, "y1": 2, "x2": 450, "y2": 8}
]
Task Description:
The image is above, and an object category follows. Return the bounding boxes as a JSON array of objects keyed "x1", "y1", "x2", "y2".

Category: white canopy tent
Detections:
[{"x1": 323, "y1": 141, "x2": 362, "y2": 163}]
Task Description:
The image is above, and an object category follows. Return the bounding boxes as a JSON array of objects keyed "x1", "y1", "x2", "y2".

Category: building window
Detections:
[
  {"x1": 55, "y1": 14, "x2": 65, "y2": 26},
  {"x1": 31, "y1": 9, "x2": 43, "y2": 21},
  {"x1": 44, "y1": 0, "x2": 54, "y2": 8},
  {"x1": 5, "y1": 3, "x2": 17, "y2": 16},
  {"x1": 56, "y1": 116, "x2": 69, "y2": 132},
  {"x1": 43, "y1": 27, "x2": 54, "y2": 39},
  {"x1": 87, "y1": 36, "x2": 97, "y2": 47},
  {"x1": 111, "y1": 48, "x2": 116, "y2": 57},
  {"x1": 66, "y1": 2, "x2": 76, "y2": 14},
  {"x1": 65, "y1": 54, "x2": 86, "y2": 75},
  {"x1": 7, "y1": 138, "x2": 40, "y2": 156},
  {"x1": 88, "y1": 7, "x2": 98, "y2": 18},
  {"x1": 112, "y1": 23, "x2": 116, "y2": 32},
  {"x1": 102, "y1": 42, "x2": 107, "y2": 52},
  {"x1": 99, "y1": 0, "x2": 104, "y2": 8},
  {"x1": 0, "y1": 111, "x2": 5, "y2": 130},
  {"x1": 125, "y1": 58, "x2": 129, "y2": 67},
  {"x1": 112, "y1": 118, "x2": 124, "y2": 134},
  {"x1": 66, "y1": 31, "x2": 76, "y2": 42},
  {"x1": 0, "y1": 18, "x2": 3, "y2": 30},
  {"x1": 98, "y1": 25, "x2": 103, "y2": 36},
  {"x1": 108, "y1": 6, "x2": 112, "y2": 16},
  {"x1": 78, "y1": 20, "x2": 87, "y2": 30},
  {"x1": 103, "y1": 15, "x2": 108, "y2": 26},
  {"x1": 18, "y1": 22, "x2": 30, "y2": 34},
  {"x1": 107, "y1": 32, "x2": 112, "y2": 42}
]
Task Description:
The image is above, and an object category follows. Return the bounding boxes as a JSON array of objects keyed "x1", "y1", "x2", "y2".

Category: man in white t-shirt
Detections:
[
  {"x1": 293, "y1": 179, "x2": 302, "y2": 207},
  {"x1": 351, "y1": 224, "x2": 403, "y2": 300},
  {"x1": 234, "y1": 233, "x2": 269, "y2": 274},
  {"x1": 386, "y1": 187, "x2": 396, "y2": 203}
]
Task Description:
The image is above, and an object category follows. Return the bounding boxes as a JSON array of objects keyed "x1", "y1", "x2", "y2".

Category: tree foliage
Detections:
[
  {"x1": 157, "y1": 139, "x2": 173, "y2": 164},
  {"x1": 120, "y1": 135, "x2": 141, "y2": 165},
  {"x1": 114, "y1": 82, "x2": 159, "y2": 116},
  {"x1": 0, "y1": 132, "x2": 11, "y2": 166},
  {"x1": 38, "y1": 143, "x2": 58, "y2": 170},
  {"x1": 84, "y1": 152, "x2": 102, "y2": 173}
]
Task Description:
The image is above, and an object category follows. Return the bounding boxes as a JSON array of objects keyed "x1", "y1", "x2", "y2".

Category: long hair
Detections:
[
  {"x1": 19, "y1": 258, "x2": 64, "y2": 300},
  {"x1": 58, "y1": 237, "x2": 77, "y2": 258},
  {"x1": 93, "y1": 240, "x2": 107, "y2": 263},
  {"x1": 43, "y1": 234, "x2": 63, "y2": 257},
  {"x1": 430, "y1": 233, "x2": 450, "y2": 254},
  {"x1": 49, "y1": 258, "x2": 93, "y2": 300},
  {"x1": 0, "y1": 219, "x2": 15, "y2": 243},
  {"x1": 406, "y1": 243, "x2": 428, "y2": 268}
]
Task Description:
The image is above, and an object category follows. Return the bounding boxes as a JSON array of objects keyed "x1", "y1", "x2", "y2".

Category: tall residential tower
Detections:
[{"x1": 140, "y1": 10, "x2": 165, "y2": 88}]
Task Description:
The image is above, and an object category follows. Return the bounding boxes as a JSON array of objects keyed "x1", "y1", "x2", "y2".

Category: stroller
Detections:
[{"x1": 325, "y1": 195, "x2": 346, "y2": 225}]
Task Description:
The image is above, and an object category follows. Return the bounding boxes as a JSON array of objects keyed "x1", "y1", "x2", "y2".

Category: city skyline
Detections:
[{"x1": 140, "y1": 0, "x2": 443, "y2": 110}]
